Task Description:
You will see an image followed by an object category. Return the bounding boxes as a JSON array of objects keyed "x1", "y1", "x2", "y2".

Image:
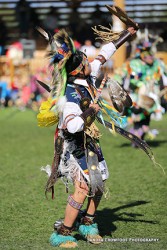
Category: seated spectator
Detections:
[{"x1": 80, "y1": 39, "x2": 97, "y2": 61}]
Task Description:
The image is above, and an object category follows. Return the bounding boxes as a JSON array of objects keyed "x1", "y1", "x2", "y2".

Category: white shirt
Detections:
[{"x1": 58, "y1": 42, "x2": 116, "y2": 133}]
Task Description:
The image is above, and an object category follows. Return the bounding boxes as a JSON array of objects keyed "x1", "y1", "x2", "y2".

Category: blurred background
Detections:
[{"x1": 0, "y1": 0, "x2": 167, "y2": 111}]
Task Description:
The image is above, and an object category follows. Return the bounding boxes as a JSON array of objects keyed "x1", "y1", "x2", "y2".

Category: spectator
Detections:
[
  {"x1": 0, "y1": 18, "x2": 7, "y2": 55},
  {"x1": 80, "y1": 39, "x2": 97, "y2": 61},
  {"x1": 29, "y1": 8, "x2": 40, "y2": 39},
  {"x1": 15, "y1": 0, "x2": 31, "y2": 38}
]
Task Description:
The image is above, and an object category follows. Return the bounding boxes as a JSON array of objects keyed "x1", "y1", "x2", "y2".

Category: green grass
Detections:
[{"x1": 0, "y1": 107, "x2": 167, "y2": 250}]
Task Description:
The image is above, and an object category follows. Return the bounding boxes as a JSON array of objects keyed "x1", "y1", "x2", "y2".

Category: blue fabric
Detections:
[
  {"x1": 64, "y1": 147, "x2": 88, "y2": 172},
  {"x1": 50, "y1": 232, "x2": 77, "y2": 247},
  {"x1": 65, "y1": 84, "x2": 91, "y2": 103},
  {"x1": 63, "y1": 83, "x2": 104, "y2": 173}
]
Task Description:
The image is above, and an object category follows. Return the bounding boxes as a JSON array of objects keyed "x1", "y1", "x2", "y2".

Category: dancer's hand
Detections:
[
  {"x1": 127, "y1": 26, "x2": 138, "y2": 35},
  {"x1": 90, "y1": 103, "x2": 101, "y2": 113}
]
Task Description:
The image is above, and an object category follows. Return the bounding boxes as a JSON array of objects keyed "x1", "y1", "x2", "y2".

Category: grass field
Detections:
[{"x1": 0, "y1": 107, "x2": 167, "y2": 250}]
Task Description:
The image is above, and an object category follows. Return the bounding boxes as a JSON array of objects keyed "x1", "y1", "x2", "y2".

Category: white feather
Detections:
[
  {"x1": 37, "y1": 27, "x2": 49, "y2": 41},
  {"x1": 41, "y1": 165, "x2": 51, "y2": 177},
  {"x1": 57, "y1": 96, "x2": 67, "y2": 113}
]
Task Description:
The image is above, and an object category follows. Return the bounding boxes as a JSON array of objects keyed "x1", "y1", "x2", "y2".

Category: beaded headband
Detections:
[{"x1": 69, "y1": 55, "x2": 88, "y2": 76}]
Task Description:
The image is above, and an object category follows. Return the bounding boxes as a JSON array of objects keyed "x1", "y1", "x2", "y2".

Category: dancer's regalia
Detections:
[
  {"x1": 116, "y1": 31, "x2": 167, "y2": 141},
  {"x1": 37, "y1": 6, "x2": 157, "y2": 248}
]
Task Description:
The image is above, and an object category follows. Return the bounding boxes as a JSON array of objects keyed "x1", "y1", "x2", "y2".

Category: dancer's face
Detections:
[
  {"x1": 79, "y1": 58, "x2": 91, "y2": 76},
  {"x1": 83, "y1": 60, "x2": 91, "y2": 76}
]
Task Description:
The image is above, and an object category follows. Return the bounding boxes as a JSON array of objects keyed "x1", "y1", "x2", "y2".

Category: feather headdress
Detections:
[
  {"x1": 131, "y1": 28, "x2": 163, "y2": 57},
  {"x1": 36, "y1": 28, "x2": 76, "y2": 127}
]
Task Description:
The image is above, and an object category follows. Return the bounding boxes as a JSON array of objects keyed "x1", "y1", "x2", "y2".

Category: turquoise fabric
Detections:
[
  {"x1": 49, "y1": 232, "x2": 77, "y2": 247},
  {"x1": 79, "y1": 223, "x2": 99, "y2": 237}
]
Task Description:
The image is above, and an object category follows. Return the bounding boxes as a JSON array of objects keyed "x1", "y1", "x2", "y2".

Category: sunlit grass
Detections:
[{"x1": 0, "y1": 107, "x2": 167, "y2": 249}]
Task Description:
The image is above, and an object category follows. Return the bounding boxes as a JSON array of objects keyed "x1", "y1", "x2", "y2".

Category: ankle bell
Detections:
[
  {"x1": 57, "y1": 224, "x2": 73, "y2": 236},
  {"x1": 81, "y1": 216, "x2": 94, "y2": 225}
]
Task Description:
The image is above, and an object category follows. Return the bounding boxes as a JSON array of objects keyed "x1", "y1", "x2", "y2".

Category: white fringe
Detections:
[
  {"x1": 58, "y1": 140, "x2": 90, "y2": 184},
  {"x1": 59, "y1": 154, "x2": 81, "y2": 182}
]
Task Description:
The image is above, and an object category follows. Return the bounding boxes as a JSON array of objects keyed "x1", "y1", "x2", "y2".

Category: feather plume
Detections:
[
  {"x1": 49, "y1": 64, "x2": 67, "y2": 107},
  {"x1": 131, "y1": 28, "x2": 164, "y2": 56},
  {"x1": 48, "y1": 29, "x2": 76, "y2": 69},
  {"x1": 37, "y1": 28, "x2": 76, "y2": 127},
  {"x1": 36, "y1": 26, "x2": 49, "y2": 41},
  {"x1": 50, "y1": 65, "x2": 63, "y2": 96},
  {"x1": 53, "y1": 29, "x2": 75, "y2": 53},
  {"x1": 36, "y1": 26, "x2": 54, "y2": 51},
  {"x1": 48, "y1": 29, "x2": 76, "y2": 99},
  {"x1": 56, "y1": 96, "x2": 67, "y2": 113},
  {"x1": 41, "y1": 165, "x2": 51, "y2": 177}
]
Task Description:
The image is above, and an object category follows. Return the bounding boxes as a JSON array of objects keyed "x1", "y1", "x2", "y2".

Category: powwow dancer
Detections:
[
  {"x1": 37, "y1": 5, "x2": 156, "y2": 248},
  {"x1": 114, "y1": 30, "x2": 167, "y2": 141}
]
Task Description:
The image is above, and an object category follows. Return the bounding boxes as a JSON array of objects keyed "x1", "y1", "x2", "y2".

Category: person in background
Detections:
[
  {"x1": 117, "y1": 37, "x2": 167, "y2": 142},
  {"x1": 0, "y1": 18, "x2": 7, "y2": 55},
  {"x1": 80, "y1": 39, "x2": 97, "y2": 62},
  {"x1": 15, "y1": 0, "x2": 31, "y2": 38}
]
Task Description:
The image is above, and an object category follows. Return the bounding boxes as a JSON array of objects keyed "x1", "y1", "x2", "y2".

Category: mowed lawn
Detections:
[{"x1": 0, "y1": 107, "x2": 167, "y2": 250}]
